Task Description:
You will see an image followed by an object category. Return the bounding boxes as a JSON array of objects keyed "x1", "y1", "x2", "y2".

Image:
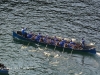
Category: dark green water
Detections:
[{"x1": 0, "y1": 0, "x2": 100, "y2": 75}]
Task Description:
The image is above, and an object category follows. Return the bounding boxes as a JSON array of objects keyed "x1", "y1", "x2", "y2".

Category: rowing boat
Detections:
[
  {"x1": 12, "y1": 31, "x2": 96, "y2": 54},
  {"x1": 0, "y1": 69, "x2": 9, "y2": 75},
  {"x1": 0, "y1": 63, "x2": 9, "y2": 75}
]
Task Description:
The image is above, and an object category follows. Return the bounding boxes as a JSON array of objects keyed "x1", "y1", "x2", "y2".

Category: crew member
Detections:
[
  {"x1": 35, "y1": 33, "x2": 42, "y2": 42},
  {"x1": 21, "y1": 27, "x2": 27, "y2": 38},
  {"x1": 82, "y1": 38, "x2": 85, "y2": 48}
]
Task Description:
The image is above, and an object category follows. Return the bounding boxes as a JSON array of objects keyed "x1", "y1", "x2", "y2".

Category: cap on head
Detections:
[
  {"x1": 30, "y1": 31, "x2": 32, "y2": 33},
  {"x1": 82, "y1": 38, "x2": 84, "y2": 40},
  {"x1": 39, "y1": 33, "x2": 41, "y2": 34}
]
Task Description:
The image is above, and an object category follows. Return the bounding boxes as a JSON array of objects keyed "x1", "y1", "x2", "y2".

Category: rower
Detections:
[
  {"x1": 50, "y1": 39, "x2": 55, "y2": 45},
  {"x1": 54, "y1": 36, "x2": 57, "y2": 41},
  {"x1": 59, "y1": 39, "x2": 65, "y2": 47},
  {"x1": 43, "y1": 35, "x2": 48, "y2": 43},
  {"x1": 81, "y1": 38, "x2": 85, "y2": 48},
  {"x1": 68, "y1": 40, "x2": 75, "y2": 48},
  {"x1": 35, "y1": 33, "x2": 42, "y2": 42},
  {"x1": 27, "y1": 31, "x2": 33, "y2": 38},
  {"x1": 69, "y1": 40, "x2": 75, "y2": 45},
  {"x1": 53, "y1": 36, "x2": 59, "y2": 45}
]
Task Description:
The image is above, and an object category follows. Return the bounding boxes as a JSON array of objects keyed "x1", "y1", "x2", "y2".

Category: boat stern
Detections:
[{"x1": 89, "y1": 48, "x2": 96, "y2": 54}]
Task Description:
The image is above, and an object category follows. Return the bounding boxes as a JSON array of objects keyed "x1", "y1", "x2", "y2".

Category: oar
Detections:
[
  {"x1": 54, "y1": 45, "x2": 56, "y2": 51},
  {"x1": 71, "y1": 49, "x2": 73, "y2": 54},
  {"x1": 62, "y1": 42, "x2": 66, "y2": 53},
  {"x1": 70, "y1": 49, "x2": 73, "y2": 57},
  {"x1": 35, "y1": 43, "x2": 40, "y2": 47},
  {"x1": 21, "y1": 41, "x2": 30, "y2": 49},
  {"x1": 45, "y1": 44, "x2": 48, "y2": 49},
  {"x1": 62, "y1": 48, "x2": 64, "y2": 53},
  {"x1": 27, "y1": 42, "x2": 30, "y2": 46},
  {"x1": 24, "y1": 26, "x2": 31, "y2": 29}
]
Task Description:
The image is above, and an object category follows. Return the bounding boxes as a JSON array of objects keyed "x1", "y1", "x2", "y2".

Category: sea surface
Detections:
[{"x1": 0, "y1": 0, "x2": 100, "y2": 75}]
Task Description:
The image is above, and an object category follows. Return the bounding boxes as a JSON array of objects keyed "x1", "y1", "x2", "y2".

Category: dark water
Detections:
[{"x1": 0, "y1": 0, "x2": 100, "y2": 75}]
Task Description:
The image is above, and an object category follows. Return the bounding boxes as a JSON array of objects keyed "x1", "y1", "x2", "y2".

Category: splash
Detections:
[
  {"x1": 96, "y1": 52, "x2": 100, "y2": 57},
  {"x1": 44, "y1": 52, "x2": 51, "y2": 57},
  {"x1": 21, "y1": 45, "x2": 27, "y2": 49}
]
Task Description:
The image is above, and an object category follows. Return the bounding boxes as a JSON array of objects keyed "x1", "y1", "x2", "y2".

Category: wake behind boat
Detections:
[{"x1": 13, "y1": 30, "x2": 96, "y2": 54}]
